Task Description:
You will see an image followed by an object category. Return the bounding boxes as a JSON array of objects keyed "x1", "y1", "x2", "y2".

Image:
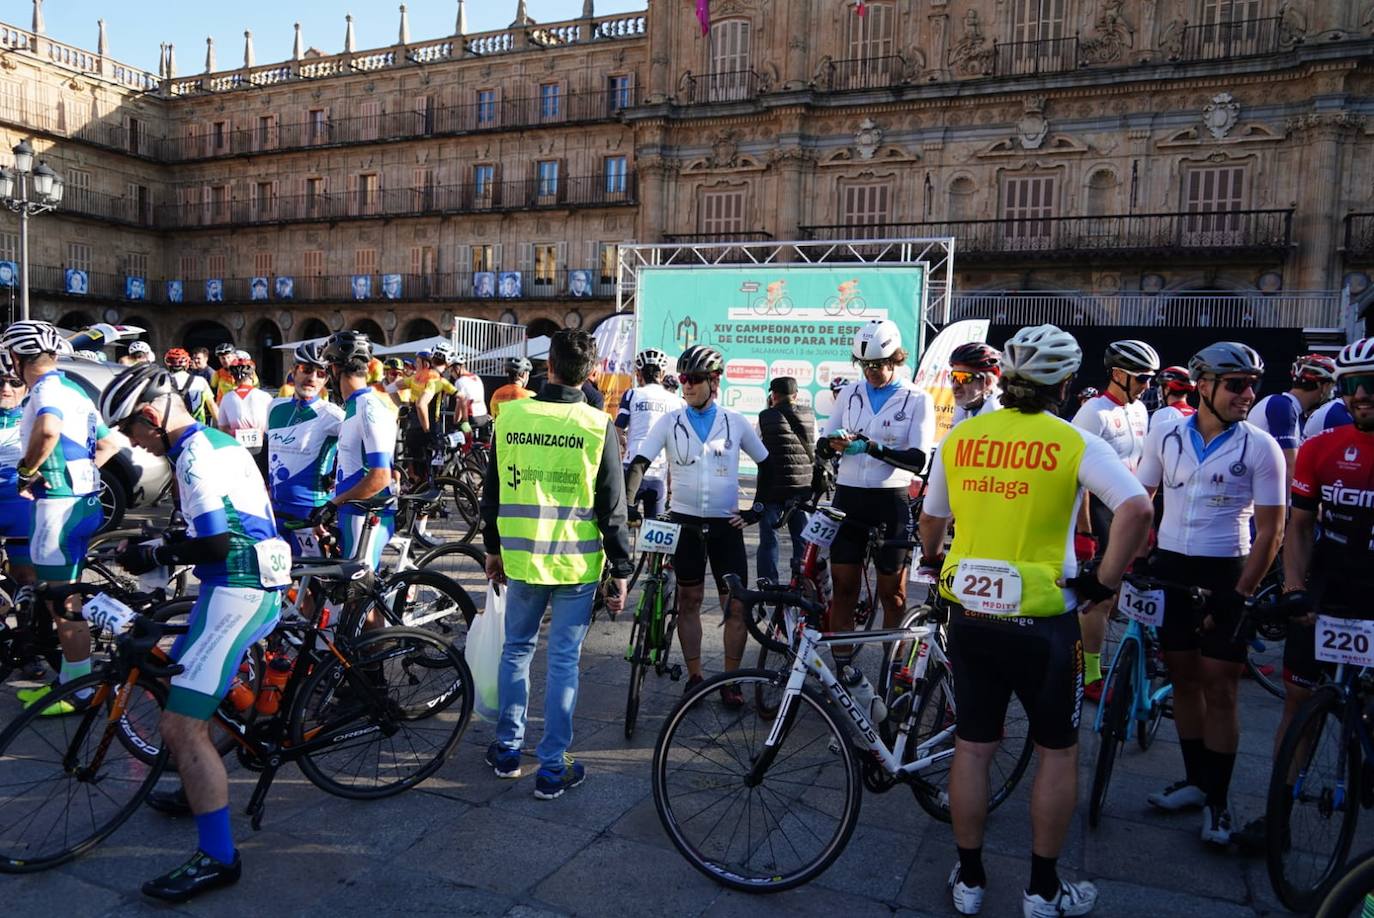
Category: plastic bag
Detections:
[{"x1": 465, "y1": 581, "x2": 506, "y2": 722}]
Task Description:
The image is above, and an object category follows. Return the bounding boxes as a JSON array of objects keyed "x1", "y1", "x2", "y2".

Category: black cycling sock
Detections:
[
  {"x1": 1028, "y1": 853, "x2": 1059, "y2": 900},
  {"x1": 1179, "y1": 736, "x2": 1205, "y2": 788},
  {"x1": 1205, "y1": 747, "x2": 1237, "y2": 808},
  {"x1": 956, "y1": 846, "x2": 986, "y2": 888}
]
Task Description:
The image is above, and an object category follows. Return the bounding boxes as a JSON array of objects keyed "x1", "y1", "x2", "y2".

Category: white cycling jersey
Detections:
[
  {"x1": 336, "y1": 388, "x2": 397, "y2": 499},
  {"x1": 456, "y1": 373, "x2": 487, "y2": 420},
  {"x1": 1072, "y1": 392, "x2": 1148, "y2": 473},
  {"x1": 1149, "y1": 403, "x2": 1195, "y2": 432},
  {"x1": 821, "y1": 379, "x2": 935, "y2": 489},
  {"x1": 950, "y1": 391, "x2": 1000, "y2": 430},
  {"x1": 22, "y1": 369, "x2": 104, "y2": 497},
  {"x1": 218, "y1": 386, "x2": 273, "y2": 445},
  {"x1": 1136, "y1": 416, "x2": 1286, "y2": 556},
  {"x1": 616, "y1": 383, "x2": 684, "y2": 478},
  {"x1": 266, "y1": 395, "x2": 344, "y2": 519},
  {"x1": 1302, "y1": 398, "x2": 1353, "y2": 441},
  {"x1": 636, "y1": 403, "x2": 768, "y2": 518}
]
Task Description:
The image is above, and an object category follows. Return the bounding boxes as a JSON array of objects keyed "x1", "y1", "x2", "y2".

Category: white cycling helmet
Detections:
[
  {"x1": 852, "y1": 319, "x2": 902, "y2": 361},
  {"x1": 97, "y1": 363, "x2": 175, "y2": 427},
  {"x1": 1336, "y1": 338, "x2": 1374, "y2": 378},
  {"x1": 128, "y1": 341, "x2": 153, "y2": 357},
  {"x1": 1104, "y1": 339, "x2": 1161, "y2": 374},
  {"x1": 1002, "y1": 324, "x2": 1082, "y2": 385},
  {"x1": 1, "y1": 320, "x2": 71, "y2": 357},
  {"x1": 635, "y1": 348, "x2": 670, "y2": 371},
  {"x1": 430, "y1": 341, "x2": 457, "y2": 364}
]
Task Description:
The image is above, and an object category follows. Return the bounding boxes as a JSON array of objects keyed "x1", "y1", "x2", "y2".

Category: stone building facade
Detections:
[{"x1": 1, "y1": 1, "x2": 1373, "y2": 374}]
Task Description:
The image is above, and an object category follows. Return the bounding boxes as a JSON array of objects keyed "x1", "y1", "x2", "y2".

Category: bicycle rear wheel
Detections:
[
  {"x1": 624, "y1": 593, "x2": 652, "y2": 740},
  {"x1": 1268, "y1": 684, "x2": 1360, "y2": 911},
  {"x1": 377, "y1": 569, "x2": 477, "y2": 646},
  {"x1": 1089, "y1": 638, "x2": 1137, "y2": 829},
  {"x1": 415, "y1": 540, "x2": 488, "y2": 601},
  {"x1": 0, "y1": 673, "x2": 169, "y2": 872},
  {"x1": 291, "y1": 627, "x2": 472, "y2": 799},
  {"x1": 412, "y1": 477, "x2": 480, "y2": 547},
  {"x1": 652, "y1": 669, "x2": 861, "y2": 892}
]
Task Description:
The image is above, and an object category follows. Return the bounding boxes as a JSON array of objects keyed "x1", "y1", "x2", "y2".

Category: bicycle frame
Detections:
[
  {"x1": 1092, "y1": 619, "x2": 1172, "y2": 739},
  {"x1": 626, "y1": 548, "x2": 673, "y2": 666},
  {"x1": 756, "y1": 620, "x2": 956, "y2": 783}
]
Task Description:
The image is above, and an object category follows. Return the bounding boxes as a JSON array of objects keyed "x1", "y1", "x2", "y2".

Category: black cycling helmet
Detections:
[
  {"x1": 506, "y1": 356, "x2": 532, "y2": 375},
  {"x1": 321, "y1": 330, "x2": 372, "y2": 365},
  {"x1": 950, "y1": 342, "x2": 1001, "y2": 373},
  {"x1": 1188, "y1": 341, "x2": 1264, "y2": 382},
  {"x1": 293, "y1": 340, "x2": 328, "y2": 369},
  {"x1": 1104, "y1": 339, "x2": 1161, "y2": 374},
  {"x1": 98, "y1": 363, "x2": 176, "y2": 427},
  {"x1": 677, "y1": 345, "x2": 724, "y2": 376}
]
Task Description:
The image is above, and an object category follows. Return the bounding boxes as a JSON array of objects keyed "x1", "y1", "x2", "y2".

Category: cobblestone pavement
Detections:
[{"x1": 3, "y1": 518, "x2": 1367, "y2": 917}]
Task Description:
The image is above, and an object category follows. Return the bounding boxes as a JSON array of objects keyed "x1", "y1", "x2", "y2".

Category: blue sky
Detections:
[{"x1": 19, "y1": 0, "x2": 647, "y2": 75}]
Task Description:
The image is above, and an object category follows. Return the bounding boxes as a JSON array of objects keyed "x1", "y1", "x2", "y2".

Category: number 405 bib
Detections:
[{"x1": 953, "y1": 558, "x2": 1023, "y2": 615}]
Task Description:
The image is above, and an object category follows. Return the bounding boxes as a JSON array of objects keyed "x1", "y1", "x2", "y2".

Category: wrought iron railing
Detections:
[
  {"x1": 680, "y1": 69, "x2": 762, "y2": 105},
  {"x1": 1175, "y1": 17, "x2": 1283, "y2": 62},
  {"x1": 991, "y1": 36, "x2": 1082, "y2": 76},
  {"x1": 950, "y1": 290, "x2": 1341, "y2": 329},
  {"x1": 821, "y1": 55, "x2": 905, "y2": 91}
]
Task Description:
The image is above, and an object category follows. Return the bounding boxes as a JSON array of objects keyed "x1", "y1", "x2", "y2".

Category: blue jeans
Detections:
[
  {"x1": 758, "y1": 500, "x2": 807, "y2": 586},
  {"x1": 494, "y1": 579, "x2": 596, "y2": 771}
]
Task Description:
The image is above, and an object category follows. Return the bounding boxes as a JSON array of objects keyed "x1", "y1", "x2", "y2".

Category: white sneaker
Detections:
[
  {"x1": 1146, "y1": 780, "x2": 1206, "y2": 811},
  {"x1": 1023, "y1": 880, "x2": 1098, "y2": 918},
  {"x1": 948, "y1": 864, "x2": 985, "y2": 915},
  {"x1": 1201, "y1": 804, "x2": 1233, "y2": 846}
]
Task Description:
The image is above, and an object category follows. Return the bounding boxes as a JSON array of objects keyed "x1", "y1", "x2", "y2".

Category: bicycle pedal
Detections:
[{"x1": 669, "y1": 665, "x2": 682, "y2": 681}]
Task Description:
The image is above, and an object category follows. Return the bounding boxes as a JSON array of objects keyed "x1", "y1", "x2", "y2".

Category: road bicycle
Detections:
[
  {"x1": 1088, "y1": 573, "x2": 1209, "y2": 828},
  {"x1": 651, "y1": 574, "x2": 1028, "y2": 892},
  {"x1": 750, "y1": 292, "x2": 794, "y2": 316},
  {"x1": 623, "y1": 515, "x2": 684, "y2": 739},
  {"x1": 1313, "y1": 845, "x2": 1374, "y2": 917},
  {"x1": 0, "y1": 578, "x2": 473, "y2": 873}
]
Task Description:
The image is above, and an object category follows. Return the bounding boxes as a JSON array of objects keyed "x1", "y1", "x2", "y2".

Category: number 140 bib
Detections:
[{"x1": 953, "y1": 559, "x2": 1023, "y2": 615}]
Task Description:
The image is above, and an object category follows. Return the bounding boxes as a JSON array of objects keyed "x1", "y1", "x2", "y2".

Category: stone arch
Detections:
[
  {"x1": 251, "y1": 318, "x2": 284, "y2": 386},
  {"x1": 527, "y1": 318, "x2": 561, "y2": 340},
  {"x1": 180, "y1": 319, "x2": 234, "y2": 355},
  {"x1": 297, "y1": 317, "x2": 330, "y2": 342},
  {"x1": 351, "y1": 318, "x2": 386, "y2": 346},
  {"x1": 57, "y1": 310, "x2": 96, "y2": 330},
  {"x1": 401, "y1": 317, "x2": 440, "y2": 342}
]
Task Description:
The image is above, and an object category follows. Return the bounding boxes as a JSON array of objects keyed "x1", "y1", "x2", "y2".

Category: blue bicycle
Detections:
[{"x1": 1088, "y1": 573, "x2": 1209, "y2": 828}]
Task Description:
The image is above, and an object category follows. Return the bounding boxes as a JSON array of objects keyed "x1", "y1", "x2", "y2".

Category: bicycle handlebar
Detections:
[{"x1": 723, "y1": 573, "x2": 824, "y2": 655}]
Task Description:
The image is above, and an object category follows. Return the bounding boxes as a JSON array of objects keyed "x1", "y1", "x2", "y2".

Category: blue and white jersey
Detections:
[
  {"x1": 266, "y1": 395, "x2": 343, "y2": 520},
  {"x1": 1248, "y1": 392, "x2": 1302, "y2": 451},
  {"x1": 335, "y1": 388, "x2": 397, "y2": 500},
  {"x1": 616, "y1": 383, "x2": 683, "y2": 478},
  {"x1": 171, "y1": 424, "x2": 281, "y2": 588},
  {"x1": 21, "y1": 370, "x2": 106, "y2": 497},
  {"x1": 1302, "y1": 399, "x2": 1353, "y2": 442},
  {"x1": 0, "y1": 406, "x2": 22, "y2": 503}
]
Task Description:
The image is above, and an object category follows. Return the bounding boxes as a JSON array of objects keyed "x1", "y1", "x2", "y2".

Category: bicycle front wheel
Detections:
[
  {"x1": 1089, "y1": 638, "x2": 1137, "y2": 829},
  {"x1": 292, "y1": 627, "x2": 472, "y2": 799},
  {"x1": 624, "y1": 598, "x2": 651, "y2": 740},
  {"x1": 378, "y1": 569, "x2": 477, "y2": 646},
  {"x1": 653, "y1": 669, "x2": 861, "y2": 892},
  {"x1": 1314, "y1": 847, "x2": 1374, "y2": 918},
  {"x1": 0, "y1": 673, "x2": 169, "y2": 872},
  {"x1": 1268, "y1": 684, "x2": 1360, "y2": 911}
]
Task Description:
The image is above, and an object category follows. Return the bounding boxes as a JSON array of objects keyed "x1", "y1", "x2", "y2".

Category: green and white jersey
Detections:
[
  {"x1": 172, "y1": 423, "x2": 282, "y2": 589},
  {"x1": 266, "y1": 395, "x2": 343, "y2": 520},
  {"x1": 21, "y1": 370, "x2": 108, "y2": 498}
]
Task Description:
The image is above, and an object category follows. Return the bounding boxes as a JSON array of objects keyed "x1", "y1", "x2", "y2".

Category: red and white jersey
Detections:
[
  {"x1": 1072, "y1": 391, "x2": 1148, "y2": 473},
  {"x1": 1292, "y1": 424, "x2": 1374, "y2": 566}
]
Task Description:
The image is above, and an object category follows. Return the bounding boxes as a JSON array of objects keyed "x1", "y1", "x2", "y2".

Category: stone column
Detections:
[
  {"x1": 647, "y1": 0, "x2": 673, "y2": 103},
  {"x1": 783, "y1": 0, "x2": 811, "y2": 90}
]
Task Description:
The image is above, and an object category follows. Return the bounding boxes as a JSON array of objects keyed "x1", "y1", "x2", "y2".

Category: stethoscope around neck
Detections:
[
  {"x1": 1161, "y1": 423, "x2": 1251, "y2": 489},
  {"x1": 846, "y1": 385, "x2": 914, "y2": 429},
  {"x1": 673, "y1": 410, "x2": 732, "y2": 465}
]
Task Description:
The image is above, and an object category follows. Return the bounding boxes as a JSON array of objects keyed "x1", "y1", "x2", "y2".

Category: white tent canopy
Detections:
[
  {"x1": 473, "y1": 335, "x2": 549, "y2": 363},
  {"x1": 273, "y1": 335, "x2": 478, "y2": 357}
]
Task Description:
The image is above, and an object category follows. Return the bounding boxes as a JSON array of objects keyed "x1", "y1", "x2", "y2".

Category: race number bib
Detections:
[
  {"x1": 296, "y1": 530, "x2": 323, "y2": 559},
  {"x1": 255, "y1": 538, "x2": 293, "y2": 589},
  {"x1": 802, "y1": 511, "x2": 841, "y2": 549},
  {"x1": 447, "y1": 431, "x2": 464, "y2": 448},
  {"x1": 952, "y1": 559, "x2": 1023, "y2": 615},
  {"x1": 83, "y1": 593, "x2": 136, "y2": 635},
  {"x1": 235, "y1": 428, "x2": 263, "y2": 448},
  {"x1": 1316, "y1": 616, "x2": 1374, "y2": 668},
  {"x1": 1117, "y1": 581, "x2": 1165, "y2": 627},
  {"x1": 637, "y1": 518, "x2": 681, "y2": 555}
]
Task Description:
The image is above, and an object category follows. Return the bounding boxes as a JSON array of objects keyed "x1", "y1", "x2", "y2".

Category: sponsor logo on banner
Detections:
[
  {"x1": 723, "y1": 386, "x2": 767, "y2": 413},
  {"x1": 769, "y1": 360, "x2": 815, "y2": 387},
  {"x1": 593, "y1": 312, "x2": 637, "y2": 416},
  {"x1": 816, "y1": 361, "x2": 854, "y2": 389},
  {"x1": 725, "y1": 359, "x2": 767, "y2": 384},
  {"x1": 912, "y1": 319, "x2": 992, "y2": 446}
]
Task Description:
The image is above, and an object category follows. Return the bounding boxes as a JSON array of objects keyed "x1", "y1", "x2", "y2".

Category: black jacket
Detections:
[
  {"x1": 756, "y1": 400, "x2": 816, "y2": 503},
  {"x1": 479, "y1": 382, "x2": 633, "y2": 578}
]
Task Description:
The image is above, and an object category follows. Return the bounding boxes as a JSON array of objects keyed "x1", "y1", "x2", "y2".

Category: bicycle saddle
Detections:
[
  {"x1": 344, "y1": 495, "x2": 399, "y2": 512},
  {"x1": 398, "y1": 487, "x2": 443, "y2": 505},
  {"x1": 289, "y1": 560, "x2": 371, "y2": 581}
]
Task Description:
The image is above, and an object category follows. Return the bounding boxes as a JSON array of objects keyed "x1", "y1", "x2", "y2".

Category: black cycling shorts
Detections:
[
  {"x1": 1149, "y1": 550, "x2": 1248, "y2": 663},
  {"x1": 947, "y1": 605, "x2": 1084, "y2": 750},
  {"x1": 669, "y1": 513, "x2": 748, "y2": 594},
  {"x1": 829, "y1": 485, "x2": 912, "y2": 575},
  {"x1": 1088, "y1": 495, "x2": 1114, "y2": 556}
]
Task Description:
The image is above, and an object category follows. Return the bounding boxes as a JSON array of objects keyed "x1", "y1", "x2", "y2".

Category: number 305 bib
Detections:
[{"x1": 953, "y1": 559, "x2": 1023, "y2": 615}]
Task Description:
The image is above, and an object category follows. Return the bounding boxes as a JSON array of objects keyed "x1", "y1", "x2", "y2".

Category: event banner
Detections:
[
  {"x1": 635, "y1": 265, "x2": 926, "y2": 423},
  {"x1": 912, "y1": 319, "x2": 991, "y2": 446},
  {"x1": 592, "y1": 311, "x2": 637, "y2": 415}
]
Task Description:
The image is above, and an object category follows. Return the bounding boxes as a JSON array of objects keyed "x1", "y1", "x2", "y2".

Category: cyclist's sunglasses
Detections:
[
  {"x1": 116, "y1": 414, "x2": 154, "y2": 437},
  {"x1": 1130, "y1": 373, "x2": 1155, "y2": 385},
  {"x1": 0, "y1": 377, "x2": 22, "y2": 388},
  {"x1": 680, "y1": 373, "x2": 713, "y2": 386},
  {"x1": 296, "y1": 365, "x2": 328, "y2": 378},
  {"x1": 1339, "y1": 374, "x2": 1374, "y2": 396},
  {"x1": 859, "y1": 359, "x2": 890, "y2": 371},
  {"x1": 950, "y1": 370, "x2": 985, "y2": 385},
  {"x1": 1215, "y1": 374, "x2": 1261, "y2": 396}
]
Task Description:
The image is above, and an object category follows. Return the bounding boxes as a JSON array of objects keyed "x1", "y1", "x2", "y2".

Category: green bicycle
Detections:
[{"x1": 623, "y1": 516, "x2": 684, "y2": 739}]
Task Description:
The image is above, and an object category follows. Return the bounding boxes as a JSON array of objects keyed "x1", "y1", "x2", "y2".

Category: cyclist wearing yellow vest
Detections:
[
  {"x1": 479, "y1": 329, "x2": 632, "y2": 800},
  {"x1": 918, "y1": 325, "x2": 1152, "y2": 918}
]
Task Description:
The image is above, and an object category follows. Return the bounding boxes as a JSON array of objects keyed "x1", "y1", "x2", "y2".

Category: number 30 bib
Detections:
[{"x1": 953, "y1": 558, "x2": 1023, "y2": 615}]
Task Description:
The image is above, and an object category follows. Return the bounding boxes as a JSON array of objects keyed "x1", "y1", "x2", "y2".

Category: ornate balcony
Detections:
[
  {"x1": 799, "y1": 210, "x2": 1294, "y2": 262},
  {"x1": 819, "y1": 55, "x2": 906, "y2": 91},
  {"x1": 991, "y1": 36, "x2": 1082, "y2": 77},
  {"x1": 1344, "y1": 213, "x2": 1374, "y2": 262},
  {"x1": 679, "y1": 69, "x2": 762, "y2": 105},
  {"x1": 1172, "y1": 17, "x2": 1284, "y2": 63}
]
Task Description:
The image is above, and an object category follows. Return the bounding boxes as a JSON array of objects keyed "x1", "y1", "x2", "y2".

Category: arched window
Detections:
[
  {"x1": 947, "y1": 177, "x2": 976, "y2": 222},
  {"x1": 1086, "y1": 169, "x2": 1116, "y2": 217}
]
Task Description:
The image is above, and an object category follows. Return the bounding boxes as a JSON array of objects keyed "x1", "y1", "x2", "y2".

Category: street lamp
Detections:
[{"x1": 1, "y1": 139, "x2": 64, "y2": 321}]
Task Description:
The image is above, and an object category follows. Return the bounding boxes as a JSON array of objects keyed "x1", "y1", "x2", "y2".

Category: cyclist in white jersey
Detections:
[
  {"x1": 949, "y1": 341, "x2": 1002, "y2": 429},
  {"x1": 615, "y1": 348, "x2": 683, "y2": 517},
  {"x1": 164, "y1": 348, "x2": 217, "y2": 426},
  {"x1": 217, "y1": 360, "x2": 272, "y2": 455},
  {"x1": 1150, "y1": 366, "x2": 1197, "y2": 431},
  {"x1": 1072, "y1": 338, "x2": 1159, "y2": 701},
  {"x1": 266, "y1": 341, "x2": 343, "y2": 556},
  {"x1": 1247, "y1": 353, "x2": 1334, "y2": 484},
  {"x1": 2, "y1": 321, "x2": 119, "y2": 715},
  {"x1": 624, "y1": 345, "x2": 770, "y2": 705},
  {"x1": 1302, "y1": 396, "x2": 1352, "y2": 440},
  {"x1": 100, "y1": 363, "x2": 286, "y2": 902},
  {"x1": 308, "y1": 331, "x2": 397, "y2": 570}
]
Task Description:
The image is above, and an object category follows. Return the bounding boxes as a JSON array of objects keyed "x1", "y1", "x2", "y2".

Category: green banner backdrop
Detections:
[{"x1": 635, "y1": 264, "x2": 926, "y2": 422}]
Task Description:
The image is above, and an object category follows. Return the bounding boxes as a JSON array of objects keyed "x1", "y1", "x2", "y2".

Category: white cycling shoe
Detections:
[
  {"x1": 1023, "y1": 879, "x2": 1098, "y2": 918},
  {"x1": 948, "y1": 864, "x2": 985, "y2": 915},
  {"x1": 1146, "y1": 780, "x2": 1206, "y2": 812}
]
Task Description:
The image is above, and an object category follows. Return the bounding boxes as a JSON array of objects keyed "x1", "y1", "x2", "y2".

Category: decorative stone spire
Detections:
[
  {"x1": 398, "y1": 4, "x2": 410, "y2": 44},
  {"x1": 167, "y1": 43, "x2": 177, "y2": 77},
  {"x1": 32, "y1": 0, "x2": 44, "y2": 36},
  {"x1": 97, "y1": 18, "x2": 107, "y2": 57},
  {"x1": 292, "y1": 22, "x2": 303, "y2": 60},
  {"x1": 344, "y1": 14, "x2": 356, "y2": 53},
  {"x1": 243, "y1": 30, "x2": 254, "y2": 68},
  {"x1": 583, "y1": 0, "x2": 595, "y2": 18},
  {"x1": 205, "y1": 35, "x2": 215, "y2": 73},
  {"x1": 158, "y1": 42, "x2": 167, "y2": 78},
  {"x1": 455, "y1": 0, "x2": 468, "y2": 37},
  {"x1": 512, "y1": 0, "x2": 531, "y2": 28}
]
